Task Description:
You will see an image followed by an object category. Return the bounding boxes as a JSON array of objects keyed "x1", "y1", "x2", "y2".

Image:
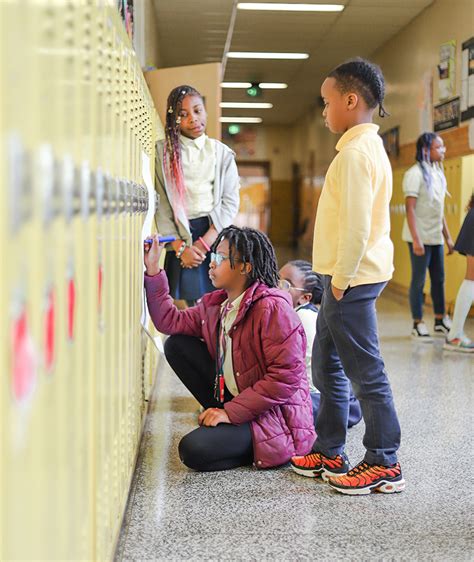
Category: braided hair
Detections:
[
  {"x1": 415, "y1": 132, "x2": 446, "y2": 198},
  {"x1": 288, "y1": 260, "x2": 323, "y2": 305},
  {"x1": 163, "y1": 84, "x2": 203, "y2": 217},
  {"x1": 328, "y1": 57, "x2": 389, "y2": 118},
  {"x1": 212, "y1": 226, "x2": 280, "y2": 288}
]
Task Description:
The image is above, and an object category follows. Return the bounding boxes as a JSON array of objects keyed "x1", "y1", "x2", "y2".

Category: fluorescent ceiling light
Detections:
[
  {"x1": 221, "y1": 82, "x2": 253, "y2": 88},
  {"x1": 260, "y1": 82, "x2": 288, "y2": 89},
  {"x1": 221, "y1": 82, "x2": 288, "y2": 89},
  {"x1": 227, "y1": 52, "x2": 309, "y2": 60},
  {"x1": 220, "y1": 102, "x2": 273, "y2": 108},
  {"x1": 220, "y1": 117, "x2": 263, "y2": 123},
  {"x1": 238, "y1": 3, "x2": 344, "y2": 11}
]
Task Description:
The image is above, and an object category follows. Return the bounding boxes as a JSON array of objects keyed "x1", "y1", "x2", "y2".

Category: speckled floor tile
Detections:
[{"x1": 115, "y1": 294, "x2": 473, "y2": 562}]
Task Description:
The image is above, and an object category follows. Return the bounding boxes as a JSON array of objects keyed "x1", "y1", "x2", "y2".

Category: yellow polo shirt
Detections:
[{"x1": 312, "y1": 123, "x2": 394, "y2": 290}]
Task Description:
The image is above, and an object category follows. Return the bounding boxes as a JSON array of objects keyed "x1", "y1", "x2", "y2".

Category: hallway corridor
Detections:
[{"x1": 115, "y1": 294, "x2": 473, "y2": 561}]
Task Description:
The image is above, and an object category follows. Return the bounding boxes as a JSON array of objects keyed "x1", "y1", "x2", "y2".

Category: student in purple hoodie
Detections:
[{"x1": 144, "y1": 226, "x2": 315, "y2": 472}]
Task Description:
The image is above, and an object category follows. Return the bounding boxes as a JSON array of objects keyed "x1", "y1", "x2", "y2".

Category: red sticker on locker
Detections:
[
  {"x1": 67, "y1": 276, "x2": 76, "y2": 341},
  {"x1": 11, "y1": 308, "x2": 37, "y2": 401},
  {"x1": 44, "y1": 288, "x2": 56, "y2": 372}
]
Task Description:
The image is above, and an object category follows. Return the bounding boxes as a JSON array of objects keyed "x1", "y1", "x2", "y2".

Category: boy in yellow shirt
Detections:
[{"x1": 290, "y1": 58, "x2": 404, "y2": 495}]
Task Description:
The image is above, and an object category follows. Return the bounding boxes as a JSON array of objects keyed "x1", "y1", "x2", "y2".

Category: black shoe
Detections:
[{"x1": 434, "y1": 317, "x2": 452, "y2": 336}]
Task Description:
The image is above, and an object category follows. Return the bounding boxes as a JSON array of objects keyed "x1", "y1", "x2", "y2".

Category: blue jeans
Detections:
[
  {"x1": 408, "y1": 243, "x2": 445, "y2": 320},
  {"x1": 312, "y1": 276, "x2": 401, "y2": 466},
  {"x1": 310, "y1": 391, "x2": 362, "y2": 430}
]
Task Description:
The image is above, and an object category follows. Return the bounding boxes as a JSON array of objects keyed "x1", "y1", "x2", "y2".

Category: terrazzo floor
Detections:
[{"x1": 115, "y1": 294, "x2": 473, "y2": 561}]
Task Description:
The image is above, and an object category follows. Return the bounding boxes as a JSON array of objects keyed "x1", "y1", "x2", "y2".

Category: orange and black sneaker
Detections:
[
  {"x1": 290, "y1": 451, "x2": 349, "y2": 479},
  {"x1": 327, "y1": 460, "x2": 405, "y2": 495}
]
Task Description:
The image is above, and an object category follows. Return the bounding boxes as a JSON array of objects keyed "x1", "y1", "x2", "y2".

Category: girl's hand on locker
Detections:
[
  {"x1": 144, "y1": 234, "x2": 164, "y2": 276},
  {"x1": 198, "y1": 407, "x2": 231, "y2": 427},
  {"x1": 180, "y1": 246, "x2": 206, "y2": 269}
]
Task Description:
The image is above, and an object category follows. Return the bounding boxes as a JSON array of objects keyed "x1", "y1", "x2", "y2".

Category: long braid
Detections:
[
  {"x1": 163, "y1": 84, "x2": 202, "y2": 218},
  {"x1": 328, "y1": 57, "x2": 390, "y2": 118},
  {"x1": 415, "y1": 132, "x2": 446, "y2": 199},
  {"x1": 212, "y1": 226, "x2": 280, "y2": 288},
  {"x1": 288, "y1": 260, "x2": 323, "y2": 305}
]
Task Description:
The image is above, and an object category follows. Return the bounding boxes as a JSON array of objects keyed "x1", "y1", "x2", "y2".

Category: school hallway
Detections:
[{"x1": 115, "y1": 291, "x2": 473, "y2": 561}]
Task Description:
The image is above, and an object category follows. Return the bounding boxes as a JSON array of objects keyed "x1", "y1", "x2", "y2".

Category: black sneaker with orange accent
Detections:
[
  {"x1": 327, "y1": 460, "x2": 405, "y2": 495},
  {"x1": 290, "y1": 451, "x2": 349, "y2": 479}
]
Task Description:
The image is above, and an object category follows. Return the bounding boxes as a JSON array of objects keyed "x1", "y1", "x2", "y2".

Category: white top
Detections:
[
  {"x1": 180, "y1": 134, "x2": 216, "y2": 219},
  {"x1": 295, "y1": 304, "x2": 319, "y2": 394},
  {"x1": 402, "y1": 162, "x2": 447, "y2": 245},
  {"x1": 220, "y1": 291, "x2": 246, "y2": 397}
]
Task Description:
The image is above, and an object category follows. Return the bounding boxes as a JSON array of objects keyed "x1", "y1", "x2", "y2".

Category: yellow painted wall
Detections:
[
  {"x1": 373, "y1": 0, "x2": 474, "y2": 143},
  {"x1": 144, "y1": 0, "x2": 163, "y2": 68},
  {"x1": 145, "y1": 63, "x2": 222, "y2": 140},
  {"x1": 0, "y1": 2, "x2": 161, "y2": 560}
]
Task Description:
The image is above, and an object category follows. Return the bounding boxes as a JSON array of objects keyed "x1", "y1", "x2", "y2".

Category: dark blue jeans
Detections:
[
  {"x1": 312, "y1": 276, "x2": 401, "y2": 466},
  {"x1": 310, "y1": 391, "x2": 362, "y2": 430},
  {"x1": 408, "y1": 243, "x2": 445, "y2": 320}
]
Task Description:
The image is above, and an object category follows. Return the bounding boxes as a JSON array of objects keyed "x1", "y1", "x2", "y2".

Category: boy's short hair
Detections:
[{"x1": 328, "y1": 57, "x2": 389, "y2": 118}]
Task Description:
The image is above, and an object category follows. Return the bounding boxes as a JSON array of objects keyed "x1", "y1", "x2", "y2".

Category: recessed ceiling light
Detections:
[
  {"x1": 227, "y1": 52, "x2": 309, "y2": 60},
  {"x1": 220, "y1": 102, "x2": 273, "y2": 108},
  {"x1": 260, "y1": 82, "x2": 288, "y2": 89},
  {"x1": 220, "y1": 117, "x2": 263, "y2": 123},
  {"x1": 220, "y1": 82, "x2": 253, "y2": 88},
  {"x1": 237, "y1": 3, "x2": 344, "y2": 11}
]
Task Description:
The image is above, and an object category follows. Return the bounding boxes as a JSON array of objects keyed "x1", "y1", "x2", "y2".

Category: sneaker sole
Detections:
[
  {"x1": 433, "y1": 330, "x2": 449, "y2": 338},
  {"x1": 328, "y1": 478, "x2": 406, "y2": 496},
  {"x1": 443, "y1": 344, "x2": 474, "y2": 353},
  {"x1": 290, "y1": 465, "x2": 347, "y2": 480},
  {"x1": 411, "y1": 335, "x2": 433, "y2": 343}
]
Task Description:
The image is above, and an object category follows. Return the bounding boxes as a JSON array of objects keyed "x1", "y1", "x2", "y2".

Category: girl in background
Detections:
[
  {"x1": 279, "y1": 260, "x2": 362, "y2": 429},
  {"x1": 155, "y1": 85, "x2": 240, "y2": 304},
  {"x1": 402, "y1": 132, "x2": 454, "y2": 341},
  {"x1": 444, "y1": 194, "x2": 474, "y2": 353}
]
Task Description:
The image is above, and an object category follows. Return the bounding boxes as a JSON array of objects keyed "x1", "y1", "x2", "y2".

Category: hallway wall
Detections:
[
  {"x1": 372, "y1": 0, "x2": 474, "y2": 145},
  {"x1": 248, "y1": 0, "x2": 474, "y2": 309}
]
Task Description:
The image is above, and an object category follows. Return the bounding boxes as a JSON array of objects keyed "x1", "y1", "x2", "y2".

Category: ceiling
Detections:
[{"x1": 152, "y1": 0, "x2": 434, "y2": 125}]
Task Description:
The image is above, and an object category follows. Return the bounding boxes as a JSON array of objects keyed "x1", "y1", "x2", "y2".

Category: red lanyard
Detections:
[{"x1": 214, "y1": 301, "x2": 233, "y2": 403}]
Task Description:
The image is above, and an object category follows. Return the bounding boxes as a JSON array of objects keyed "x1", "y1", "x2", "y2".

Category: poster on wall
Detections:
[
  {"x1": 433, "y1": 97, "x2": 460, "y2": 132},
  {"x1": 418, "y1": 70, "x2": 433, "y2": 134},
  {"x1": 380, "y1": 126, "x2": 400, "y2": 158},
  {"x1": 117, "y1": 0, "x2": 134, "y2": 40},
  {"x1": 438, "y1": 40, "x2": 456, "y2": 101},
  {"x1": 461, "y1": 36, "x2": 474, "y2": 121}
]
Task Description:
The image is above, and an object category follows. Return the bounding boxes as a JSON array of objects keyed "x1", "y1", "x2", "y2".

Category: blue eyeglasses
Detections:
[{"x1": 210, "y1": 252, "x2": 230, "y2": 266}]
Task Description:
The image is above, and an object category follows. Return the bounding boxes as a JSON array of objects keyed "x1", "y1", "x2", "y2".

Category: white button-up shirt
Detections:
[
  {"x1": 180, "y1": 134, "x2": 216, "y2": 219},
  {"x1": 220, "y1": 291, "x2": 246, "y2": 396}
]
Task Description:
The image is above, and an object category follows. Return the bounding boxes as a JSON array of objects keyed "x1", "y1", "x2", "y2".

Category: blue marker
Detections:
[{"x1": 144, "y1": 235, "x2": 176, "y2": 245}]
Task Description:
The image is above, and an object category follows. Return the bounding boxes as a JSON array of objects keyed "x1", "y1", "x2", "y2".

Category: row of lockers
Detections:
[{"x1": 1, "y1": 2, "x2": 161, "y2": 561}]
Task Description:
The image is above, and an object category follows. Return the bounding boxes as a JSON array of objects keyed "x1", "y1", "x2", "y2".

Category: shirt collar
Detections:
[
  {"x1": 335, "y1": 123, "x2": 379, "y2": 152},
  {"x1": 180, "y1": 133, "x2": 207, "y2": 150},
  {"x1": 221, "y1": 290, "x2": 246, "y2": 314}
]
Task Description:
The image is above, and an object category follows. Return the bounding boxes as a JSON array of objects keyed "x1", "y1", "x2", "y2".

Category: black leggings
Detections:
[{"x1": 165, "y1": 335, "x2": 254, "y2": 472}]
